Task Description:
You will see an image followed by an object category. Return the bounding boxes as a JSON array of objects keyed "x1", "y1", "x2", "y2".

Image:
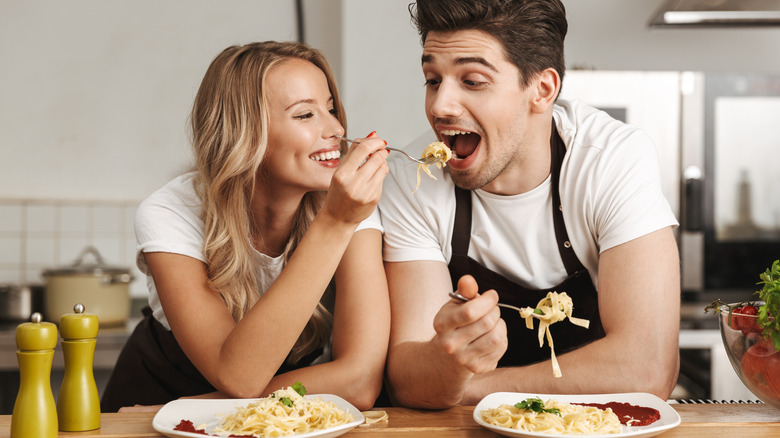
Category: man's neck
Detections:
[{"x1": 481, "y1": 122, "x2": 553, "y2": 196}]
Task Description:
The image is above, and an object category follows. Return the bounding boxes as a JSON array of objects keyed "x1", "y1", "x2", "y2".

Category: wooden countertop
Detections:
[{"x1": 0, "y1": 403, "x2": 778, "y2": 437}]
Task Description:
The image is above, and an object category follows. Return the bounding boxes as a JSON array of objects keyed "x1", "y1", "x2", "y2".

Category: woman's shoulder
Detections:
[
  {"x1": 136, "y1": 172, "x2": 204, "y2": 237},
  {"x1": 138, "y1": 172, "x2": 201, "y2": 215}
]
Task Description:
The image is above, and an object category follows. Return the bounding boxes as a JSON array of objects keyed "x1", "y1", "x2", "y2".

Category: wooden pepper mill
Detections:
[
  {"x1": 11, "y1": 312, "x2": 58, "y2": 438},
  {"x1": 57, "y1": 303, "x2": 100, "y2": 431}
]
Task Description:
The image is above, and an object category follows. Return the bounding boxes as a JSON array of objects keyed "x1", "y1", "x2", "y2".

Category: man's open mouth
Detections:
[{"x1": 439, "y1": 129, "x2": 481, "y2": 160}]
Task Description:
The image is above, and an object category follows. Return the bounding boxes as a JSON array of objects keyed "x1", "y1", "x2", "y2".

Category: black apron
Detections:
[
  {"x1": 448, "y1": 125, "x2": 606, "y2": 368},
  {"x1": 100, "y1": 307, "x2": 323, "y2": 412}
]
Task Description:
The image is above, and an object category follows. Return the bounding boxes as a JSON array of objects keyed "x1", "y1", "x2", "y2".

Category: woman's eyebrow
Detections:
[
  {"x1": 285, "y1": 96, "x2": 334, "y2": 112},
  {"x1": 285, "y1": 99, "x2": 314, "y2": 111}
]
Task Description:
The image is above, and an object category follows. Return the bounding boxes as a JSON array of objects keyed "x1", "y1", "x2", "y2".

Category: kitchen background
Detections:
[{"x1": 1, "y1": 0, "x2": 780, "y2": 410}]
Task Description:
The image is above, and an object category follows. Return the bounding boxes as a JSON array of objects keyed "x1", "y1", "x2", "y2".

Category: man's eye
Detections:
[
  {"x1": 464, "y1": 79, "x2": 486, "y2": 87},
  {"x1": 424, "y1": 78, "x2": 441, "y2": 88},
  {"x1": 294, "y1": 112, "x2": 314, "y2": 120}
]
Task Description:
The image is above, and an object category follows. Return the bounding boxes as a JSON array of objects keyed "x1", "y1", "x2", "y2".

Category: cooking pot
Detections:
[
  {"x1": 0, "y1": 284, "x2": 44, "y2": 322},
  {"x1": 42, "y1": 246, "x2": 133, "y2": 327}
]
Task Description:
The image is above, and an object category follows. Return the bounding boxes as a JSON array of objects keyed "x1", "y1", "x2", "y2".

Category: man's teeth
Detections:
[
  {"x1": 310, "y1": 150, "x2": 341, "y2": 161},
  {"x1": 440, "y1": 129, "x2": 471, "y2": 136},
  {"x1": 439, "y1": 130, "x2": 469, "y2": 159}
]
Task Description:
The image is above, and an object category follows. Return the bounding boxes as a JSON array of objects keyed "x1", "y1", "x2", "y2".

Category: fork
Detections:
[
  {"x1": 448, "y1": 291, "x2": 527, "y2": 314},
  {"x1": 334, "y1": 135, "x2": 439, "y2": 165}
]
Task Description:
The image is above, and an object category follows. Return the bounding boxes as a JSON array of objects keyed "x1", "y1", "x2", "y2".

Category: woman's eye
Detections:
[
  {"x1": 294, "y1": 112, "x2": 314, "y2": 120},
  {"x1": 329, "y1": 108, "x2": 338, "y2": 116}
]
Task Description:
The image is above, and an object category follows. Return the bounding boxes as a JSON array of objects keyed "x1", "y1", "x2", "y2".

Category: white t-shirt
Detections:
[
  {"x1": 379, "y1": 99, "x2": 678, "y2": 289},
  {"x1": 135, "y1": 171, "x2": 383, "y2": 330}
]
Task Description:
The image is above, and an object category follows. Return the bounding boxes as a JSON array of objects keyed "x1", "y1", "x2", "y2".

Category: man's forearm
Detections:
[
  {"x1": 464, "y1": 333, "x2": 679, "y2": 404},
  {"x1": 387, "y1": 339, "x2": 474, "y2": 409}
]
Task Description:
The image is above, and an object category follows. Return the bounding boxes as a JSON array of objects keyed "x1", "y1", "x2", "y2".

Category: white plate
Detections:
[
  {"x1": 152, "y1": 394, "x2": 365, "y2": 438},
  {"x1": 473, "y1": 392, "x2": 681, "y2": 438}
]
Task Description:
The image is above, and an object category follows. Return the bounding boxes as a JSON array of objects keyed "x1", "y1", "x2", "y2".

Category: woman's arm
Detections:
[
  {"x1": 147, "y1": 212, "x2": 357, "y2": 397},
  {"x1": 148, "y1": 137, "x2": 389, "y2": 400},
  {"x1": 258, "y1": 228, "x2": 390, "y2": 410}
]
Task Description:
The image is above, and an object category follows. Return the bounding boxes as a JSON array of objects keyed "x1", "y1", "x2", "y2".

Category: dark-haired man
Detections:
[{"x1": 379, "y1": 0, "x2": 680, "y2": 409}]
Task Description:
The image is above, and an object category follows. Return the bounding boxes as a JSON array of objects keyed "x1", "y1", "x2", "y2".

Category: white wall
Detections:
[
  {"x1": 0, "y1": 0, "x2": 297, "y2": 201},
  {"x1": 563, "y1": 1, "x2": 780, "y2": 72},
  {"x1": 3, "y1": 0, "x2": 780, "y2": 202}
]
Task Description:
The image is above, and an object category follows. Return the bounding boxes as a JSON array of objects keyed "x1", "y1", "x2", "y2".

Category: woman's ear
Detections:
[{"x1": 530, "y1": 68, "x2": 560, "y2": 114}]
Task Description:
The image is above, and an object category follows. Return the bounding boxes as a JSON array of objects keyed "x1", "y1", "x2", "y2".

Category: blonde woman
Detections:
[{"x1": 101, "y1": 41, "x2": 390, "y2": 412}]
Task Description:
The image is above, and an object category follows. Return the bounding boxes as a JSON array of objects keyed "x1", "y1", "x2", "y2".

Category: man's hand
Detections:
[{"x1": 432, "y1": 275, "x2": 508, "y2": 374}]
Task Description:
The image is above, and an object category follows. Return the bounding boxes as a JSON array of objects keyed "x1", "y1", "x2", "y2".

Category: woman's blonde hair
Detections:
[{"x1": 189, "y1": 41, "x2": 346, "y2": 363}]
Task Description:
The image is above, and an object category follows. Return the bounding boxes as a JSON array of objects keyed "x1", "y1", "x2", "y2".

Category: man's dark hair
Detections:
[{"x1": 409, "y1": 0, "x2": 568, "y2": 88}]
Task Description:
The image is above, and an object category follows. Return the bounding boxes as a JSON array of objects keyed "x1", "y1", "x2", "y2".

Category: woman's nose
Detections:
[{"x1": 326, "y1": 117, "x2": 345, "y2": 139}]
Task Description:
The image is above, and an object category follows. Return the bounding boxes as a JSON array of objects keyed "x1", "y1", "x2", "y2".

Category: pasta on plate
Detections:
[
  {"x1": 480, "y1": 399, "x2": 621, "y2": 435},
  {"x1": 213, "y1": 385, "x2": 353, "y2": 437}
]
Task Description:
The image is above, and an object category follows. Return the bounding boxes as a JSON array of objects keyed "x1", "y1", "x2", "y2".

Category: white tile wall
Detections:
[{"x1": 0, "y1": 200, "x2": 147, "y2": 298}]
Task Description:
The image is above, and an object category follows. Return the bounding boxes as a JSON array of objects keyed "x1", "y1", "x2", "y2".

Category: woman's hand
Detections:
[{"x1": 321, "y1": 131, "x2": 389, "y2": 225}]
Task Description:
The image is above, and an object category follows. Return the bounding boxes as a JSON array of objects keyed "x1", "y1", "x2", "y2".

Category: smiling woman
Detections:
[{"x1": 99, "y1": 41, "x2": 391, "y2": 413}]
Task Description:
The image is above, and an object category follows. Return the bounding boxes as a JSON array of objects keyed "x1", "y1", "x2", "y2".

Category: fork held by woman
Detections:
[{"x1": 335, "y1": 135, "x2": 439, "y2": 165}]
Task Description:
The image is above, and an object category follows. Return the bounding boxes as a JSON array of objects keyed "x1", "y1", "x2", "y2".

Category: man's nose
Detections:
[{"x1": 428, "y1": 81, "x2": 462, "y2": 119}]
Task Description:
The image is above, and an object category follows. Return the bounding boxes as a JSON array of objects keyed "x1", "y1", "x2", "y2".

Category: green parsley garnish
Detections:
[
  {"x1": 757, "y1": 260, "x2": 780, "y2": 351},
  {"x1": 271, "y1": 382, "x2": 307, "y2": 407},
  {"x1": 291, "y1": 381, "x2": 307, "y2": 397},
  {"x1": 279, "y1": 396, "x2": 293, "y2": 407},
  {"x1": 514, "y1": 397, "x2": 561, "y2": 416}
]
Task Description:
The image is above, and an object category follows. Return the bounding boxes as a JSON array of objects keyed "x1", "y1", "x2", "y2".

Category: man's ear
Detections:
[{"x1": 530, "y1": 68, "x2": 560, "y2": 114}]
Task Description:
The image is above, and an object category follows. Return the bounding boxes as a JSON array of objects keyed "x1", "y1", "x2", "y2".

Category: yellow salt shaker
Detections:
[
  {"x1": 11, "y1": 312, "x2": 58, "y2": 438},
  {"x1": 57, "y1": 303, "x2": 100, "y2": 431}
]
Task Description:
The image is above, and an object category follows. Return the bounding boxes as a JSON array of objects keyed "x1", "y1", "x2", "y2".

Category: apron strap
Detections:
[
  {"x1": 549, "y1": 124, "x2": 586, "y2": 276},
  {"x1": 452, "y1": 185, "x2": 473, "y2": 255}
]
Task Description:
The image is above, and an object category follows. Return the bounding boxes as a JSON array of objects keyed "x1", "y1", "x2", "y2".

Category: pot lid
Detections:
[{"x1": 42, "y1": 246, "x2": 131, "y2": 276}]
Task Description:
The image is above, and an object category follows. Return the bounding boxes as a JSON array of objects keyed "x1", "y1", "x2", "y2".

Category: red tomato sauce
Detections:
[
  {"x1": 172, "y1": 419, "x2": 253, "y2": 437},
  {"x1": 173, "y1": 420, "x2": 208, "y2": 435},
  {"x1": 574, "y1": 402, "x2": 661, "y2": 426}
]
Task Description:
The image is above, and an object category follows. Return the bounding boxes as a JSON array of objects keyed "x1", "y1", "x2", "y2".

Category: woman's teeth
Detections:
[{"x1": 310, "y1": 150, "x2": 341, "y2": 161}]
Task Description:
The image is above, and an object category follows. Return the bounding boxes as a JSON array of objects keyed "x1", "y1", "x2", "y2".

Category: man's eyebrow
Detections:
[{"x1": 421, "y1": 54, "x2": 499, "y2": 72}]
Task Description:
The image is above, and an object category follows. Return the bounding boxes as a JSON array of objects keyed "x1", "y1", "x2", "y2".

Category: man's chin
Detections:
[{"x1": 451, "y1": 172, "x2": 487, "y2": 191}]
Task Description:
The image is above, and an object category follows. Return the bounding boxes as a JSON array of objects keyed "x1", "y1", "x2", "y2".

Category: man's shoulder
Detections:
[
  {"x1": 554, "y1": 99, "x2": 656, "y2": 175},
  {"x1": 555, "y1": 99, "x2": 650, "y2": 151}
]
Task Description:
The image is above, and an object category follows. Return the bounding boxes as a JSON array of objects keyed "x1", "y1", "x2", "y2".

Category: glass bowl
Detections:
[{"x1": 718, "y1": 302, "x2": 780, "y2": 409}]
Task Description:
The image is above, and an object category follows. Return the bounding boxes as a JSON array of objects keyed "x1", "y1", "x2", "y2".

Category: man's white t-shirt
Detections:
[
  {"x1": 135, "y1": 171, "x2": 383, "y2": 330},
  {"x1": 379, "y1": 99, "x2": 678, "y2": 289}
]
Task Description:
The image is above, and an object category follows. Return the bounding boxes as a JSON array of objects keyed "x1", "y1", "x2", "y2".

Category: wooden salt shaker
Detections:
[
  {"x1": 57, "y1": 303, "x2": 100, "y2": 431},
  {"x1": 11, "y1": 312, "x2": 58, "y2": 438}
]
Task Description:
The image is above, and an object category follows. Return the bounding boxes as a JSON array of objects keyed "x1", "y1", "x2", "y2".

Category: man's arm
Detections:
[
  {"x1": 384, "y1": 260, "x2": 507, "y2": 409},
  {"x1": 463, "y1": 227, "x2": 681, "y2": 404}
]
